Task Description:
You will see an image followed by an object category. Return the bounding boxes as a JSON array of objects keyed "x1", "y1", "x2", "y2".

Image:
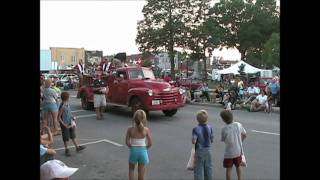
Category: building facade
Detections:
[
  {"x1": 50, "y1": 47, "x2": 85, "y2": 69},
  {"x1": 155, "y1": 53, "x2": 179, "y2": 70}
]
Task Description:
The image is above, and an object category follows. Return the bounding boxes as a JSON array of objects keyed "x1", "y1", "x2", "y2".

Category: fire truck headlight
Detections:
[
  {"x1": 179, "y1": 88, "x2": 185, "y2": 95},
  {"x1": 147, "y1": 89, "x2": 153, "y2": 96}
]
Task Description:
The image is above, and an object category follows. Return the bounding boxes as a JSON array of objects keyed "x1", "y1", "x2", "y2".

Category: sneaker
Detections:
[
  {"x1": 65, "y1": 149, "x2": 71, "y2": 157},
  {"x1": 76, "y1": 145, "x2": 86, "y2": 152}
]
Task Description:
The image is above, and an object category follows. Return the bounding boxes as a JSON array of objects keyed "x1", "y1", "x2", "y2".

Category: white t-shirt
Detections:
[
  {"x1": 238, "y1": 81, "x2": 244, "y2": 89},
  {"x1": 247, "y1": 87, "x2": 255, "y2": 95},
  {"x1": 221, "y1": 122, "x2": 246, "y2": 159},
  {"x1": 255, "y1": 87, "x2": 260, "y2": 94},
  {"x1": 247, "y1": 87, "x2": 260, "y2": 95},
  {"x1": 256, "y1": 94, "x2": 267, "y2": 105}
]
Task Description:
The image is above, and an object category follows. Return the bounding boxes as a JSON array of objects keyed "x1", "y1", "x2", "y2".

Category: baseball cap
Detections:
[{"x1": 40, "y1": 160, "x2": 78, "y2": 180}]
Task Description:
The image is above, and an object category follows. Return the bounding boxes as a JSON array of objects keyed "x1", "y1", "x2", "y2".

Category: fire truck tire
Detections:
[
  {"x1": 81, "y1": 94, "x2": 93, "y2": 110},
  {"x1": 162, "y1": 109, "x2": 178, "y2": 116},
  {"x1": 130, "y1": 97, "x2": 148, "y2": 115}
]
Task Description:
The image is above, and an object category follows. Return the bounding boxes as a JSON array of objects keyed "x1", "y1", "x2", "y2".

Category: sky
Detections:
[{"x1": 41, "y1": 0, "x2": 243, "y2": 60}]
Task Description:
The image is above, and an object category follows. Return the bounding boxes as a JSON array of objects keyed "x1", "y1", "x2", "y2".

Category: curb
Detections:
[{"x1": 188, "y1": 102, "x2": 280, "y2": 114}]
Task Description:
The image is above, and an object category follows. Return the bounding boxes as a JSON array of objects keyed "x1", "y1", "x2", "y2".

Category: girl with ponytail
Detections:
[{"x1": 126, "y1": 110, "x2": 153, "y2": 180}]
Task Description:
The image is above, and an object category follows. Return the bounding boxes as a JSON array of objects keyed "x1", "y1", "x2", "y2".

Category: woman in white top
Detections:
[
  {"x1": 250, "y1": 90, "x2": 268, "y2": 112},
  {"x1": 125, "y1": 110, "x2": 153, "y2": 180}
]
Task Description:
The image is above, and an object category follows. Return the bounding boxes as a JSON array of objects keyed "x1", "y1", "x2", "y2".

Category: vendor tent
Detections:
[{"x1": 217, "y1": 60, "x2": 262, "y2": 75}]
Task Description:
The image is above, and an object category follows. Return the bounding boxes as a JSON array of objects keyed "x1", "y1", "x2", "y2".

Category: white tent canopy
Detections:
[{"x1": 217, "y1": 60, "x2": 262, "y2": 75}]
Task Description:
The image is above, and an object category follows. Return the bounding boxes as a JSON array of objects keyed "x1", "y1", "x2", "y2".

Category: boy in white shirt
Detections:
[{"x1": 220, "y1": 110, "x2": 247, "y2": 180}]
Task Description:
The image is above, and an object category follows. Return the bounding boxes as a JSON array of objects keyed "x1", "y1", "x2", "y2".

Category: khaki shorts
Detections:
[{"x1": 94, "y1": 94, "x2": 106, "y2": 108}]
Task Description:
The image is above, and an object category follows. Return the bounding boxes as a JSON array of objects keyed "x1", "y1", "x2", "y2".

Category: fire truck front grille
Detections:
[{"x1": 154, "y1": 92, "x2": 178, "y2": 105}]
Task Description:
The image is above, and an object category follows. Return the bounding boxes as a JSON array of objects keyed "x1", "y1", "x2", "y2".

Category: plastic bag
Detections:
[
  {"x1": 240, "y1": 154, "x2": 247, "y2": 167},
  {"x1": 71, "y1": 120, "x2": 76, "y2": 128},
  {"x1": 186, "y1": 147, "x2": 195, "y2": 170}
]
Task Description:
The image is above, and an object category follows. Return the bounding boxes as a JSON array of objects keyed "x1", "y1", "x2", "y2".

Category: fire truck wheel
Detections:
[
  {"x1": 81, "y1": 94, "x2": 93, "y2": 110},
  {"x1": 131, "y1": 97, "x2": 146, "y2": 114},
  {"x1": 162, "y1": 109, "x2": 178, "y2": 116}
]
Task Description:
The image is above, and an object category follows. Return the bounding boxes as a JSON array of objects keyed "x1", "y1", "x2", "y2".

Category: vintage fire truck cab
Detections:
[{"x1": 78, "y1": 66, "x2": 185, "y2": 116}]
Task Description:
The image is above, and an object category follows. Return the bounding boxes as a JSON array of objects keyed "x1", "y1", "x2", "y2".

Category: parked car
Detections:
[
  {"x1": 177, "y1": 78, "x2": 203, "y2": 91},
  {"x1": 56, "y1": 76, "x2": 79, "y2": 89},
  {"x1": 60, "y1": 74, "x2": 79, "y2": 80},
  {"x1": 43, "y1": 74, "x2": 58, "y2": 80}
]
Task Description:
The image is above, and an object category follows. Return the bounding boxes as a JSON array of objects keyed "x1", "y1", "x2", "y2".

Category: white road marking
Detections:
[
  {"x1": 54, "y1": 139, "x2": 106, "y2": 151},
  {"x1": 71, "y1": 110, "x2": 85, "y2": 113},
  {"x1": 103, "y1": 139, "x2": 123, "y2": 147},
  {"x1": 251, "y1": 130, "x2": 280, "y2": 136},
  {"x1": 54, "y1": 139, "x2": 124, "y2": 151},
  {"x1": 71, "y1": 95, "x2": 77, "y2": 98},
  {"x1": 76, "y1": 138, "x2": 103, "y2": 141},
  {"x1": 76, "y1": 114, "x2": 97, "y2": 118}
]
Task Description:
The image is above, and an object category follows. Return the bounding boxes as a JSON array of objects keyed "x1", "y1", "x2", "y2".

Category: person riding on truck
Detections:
[{"x1": 74, "y1": 59, "x2": 85, "y2": 87}]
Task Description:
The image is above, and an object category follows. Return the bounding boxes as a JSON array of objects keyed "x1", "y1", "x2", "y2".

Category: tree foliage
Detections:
[
  {"x1": 209, "y1": 0, "x2": 279, "y2": 65},
  {"x1": 136, "y1": 0, "x2": 280, "y2": 75},
  {"x1": 261, "y1": 32, "x2": 280, "y2": 68},
  {"x1": 142, "y1": 59, "x2": 153, "y2": 67},
  {"x1": 136, "y1": 0, "x2": 187, "y2": 79},
  {"x1": 182, "y1": 0, "x2": 225, "y2": 81}
]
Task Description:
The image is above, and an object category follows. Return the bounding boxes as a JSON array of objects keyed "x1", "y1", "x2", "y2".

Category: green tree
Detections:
[
  {"x1": 136, "y1": 0, "x2": 188, "y2": 79},
  {"x1": 261, "y1": 32, "x2": 280, "y2": 68},
  {"x1": 209, "y1": 0, "x2": 279, "y2": 62},
  {"x1": 142, "y1": 59, "x2": 153, "y2": 67},
  {"x1": 210, "y1": 0, "x2": 250, "y2": 57},
  {"x1": 183, "y1": 0, "x2": 223, "y2": 81}
]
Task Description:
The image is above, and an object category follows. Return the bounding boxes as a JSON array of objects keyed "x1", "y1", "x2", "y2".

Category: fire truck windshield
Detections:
[{"x1": 128, "y1": 69, "x2": 155, "y2": 80}]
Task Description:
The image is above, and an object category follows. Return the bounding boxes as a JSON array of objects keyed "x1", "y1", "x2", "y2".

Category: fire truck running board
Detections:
[{"x1": 106, "y1": 102, "x2": 128, "y2": 108}]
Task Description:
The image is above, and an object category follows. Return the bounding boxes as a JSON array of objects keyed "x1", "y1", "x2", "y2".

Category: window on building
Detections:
[{"x1": 72, "y1": 56, "x2": 77, "y2": 63}]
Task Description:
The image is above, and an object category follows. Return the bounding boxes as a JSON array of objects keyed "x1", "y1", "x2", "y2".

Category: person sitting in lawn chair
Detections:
[
  {"x1": 222, "y1": 82, "x2": 240, "y2": 110},
  {"x1": 199, "y1": 82, "x2": 211, "y2": 102},
  {"x1": 243, "y1": 83, "x2": 260, "y2": 105}
]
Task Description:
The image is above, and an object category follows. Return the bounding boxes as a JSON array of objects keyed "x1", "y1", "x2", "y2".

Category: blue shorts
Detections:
[
  {"x1": 43, "y1": 103, "x2": 58, "y2": 112},
  {"x1": 129, "y1": 147, "x2": 149, "y2": 165}
]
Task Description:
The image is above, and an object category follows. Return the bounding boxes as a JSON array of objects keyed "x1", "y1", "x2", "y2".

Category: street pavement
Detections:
[{"x1": 51, "y1": 90, "x2": 280, "y2": 180}]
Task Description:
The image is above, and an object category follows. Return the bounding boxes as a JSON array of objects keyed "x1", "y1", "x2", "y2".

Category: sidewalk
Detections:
[{"x1": 188, "y1": 101, "x2": 280, "y2": 114}]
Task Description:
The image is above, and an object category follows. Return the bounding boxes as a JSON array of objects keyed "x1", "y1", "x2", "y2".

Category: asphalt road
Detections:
[{"x1": 51, "y1": 90, "x2": 280, "y2": 180}]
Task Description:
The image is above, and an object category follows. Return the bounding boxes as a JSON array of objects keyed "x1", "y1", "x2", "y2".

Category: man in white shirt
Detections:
[
  {"x1": 244, "y1": 83, "x2": 260, "y2": 104},
  {"x1": 250, "y1": 90, "x2": 268, "y2": 112}
]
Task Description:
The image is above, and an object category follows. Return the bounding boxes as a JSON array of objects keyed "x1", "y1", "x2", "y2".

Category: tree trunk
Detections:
[
  {"x1": 203, "y1": 48, "x2": 207, "y2": 82},
  {"x1": 239, "y1": 48, "x2": 247, "y2": 61},
  {"x1": 168, "y1": 1, "x2": 175, "y2": 80}
]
